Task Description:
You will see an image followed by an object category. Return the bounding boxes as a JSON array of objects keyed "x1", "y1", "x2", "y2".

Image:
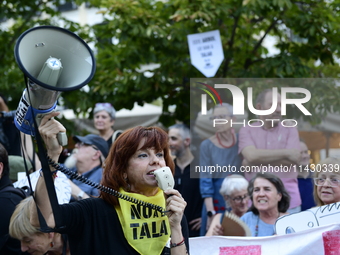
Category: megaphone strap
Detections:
[{"x1": 26, "y1": 77, "x2": 65, "y2": 232}]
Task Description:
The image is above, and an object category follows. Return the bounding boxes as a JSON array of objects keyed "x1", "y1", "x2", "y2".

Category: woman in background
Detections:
[
  {"x1": 93, "y1": 102, "x2": 122, "y2": 149},
  {"x1": 199, "y1": 103, "x2": 242, "y2": 235},
  {"x1": 313, "y1": 157, "x2": 340, "y2": 206},
  {"x1": 206, "y1": 174, "x2": 249, "y2": 236},
  {"x1": 9, "y1": 196, "x2": 69, "y2": 255},
  {"x1": 241, "y1": 173, "x2": 290, "y2": 237}
]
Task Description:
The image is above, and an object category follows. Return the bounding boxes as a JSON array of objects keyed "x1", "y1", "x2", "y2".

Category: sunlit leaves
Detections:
[{"x1": 1, "y1": 0, "x2": 340, "y2": 128}]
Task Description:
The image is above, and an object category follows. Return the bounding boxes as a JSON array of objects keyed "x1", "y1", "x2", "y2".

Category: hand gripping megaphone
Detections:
[{"x1": 14, "y1": 26, "x2": 96, "y2": 146}]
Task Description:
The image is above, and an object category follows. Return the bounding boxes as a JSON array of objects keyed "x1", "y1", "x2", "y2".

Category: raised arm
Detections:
[
  {"x1": 21, "y1": 132, "x2": 42, "y2": 171},
  {"x1": 0, "y1": 96, "x2": 9, "y2": 112},
  {"x1": 31, "y1": 112, "x2": 65, "y2": 228}
]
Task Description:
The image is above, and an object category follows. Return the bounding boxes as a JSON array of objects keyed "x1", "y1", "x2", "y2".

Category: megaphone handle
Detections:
[
  {"x1": 57, "y1": 132, "x2": 68, "y2": 146},
  {"x1": 35, "y1": 113, "x2": 68, "y2": 146}
]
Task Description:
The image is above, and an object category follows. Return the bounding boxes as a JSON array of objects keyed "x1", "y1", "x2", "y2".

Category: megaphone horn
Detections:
[{"x1": 14, "y1": 26, "x2": 96, "y2": 146}]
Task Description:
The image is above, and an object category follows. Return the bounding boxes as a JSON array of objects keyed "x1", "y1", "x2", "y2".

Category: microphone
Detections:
[{"x1": 37, "y1": 57, "x2": 63, "y2": 87}]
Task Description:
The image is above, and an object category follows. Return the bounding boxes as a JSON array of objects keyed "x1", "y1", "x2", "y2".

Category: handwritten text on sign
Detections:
[{"x1": 187, "y1": 30, "x2": 224, "y2": 77}]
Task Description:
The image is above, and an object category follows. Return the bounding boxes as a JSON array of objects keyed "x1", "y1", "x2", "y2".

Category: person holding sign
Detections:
[
  {"x1": 32, "y1": 112, "x2": 189, "y2": 255},
  {"x1": 313, "y1": 157, "x2": 340, "y2": 206},
  {"x1": 240, "y1": 173, "x2": 290, "y2": 237}
]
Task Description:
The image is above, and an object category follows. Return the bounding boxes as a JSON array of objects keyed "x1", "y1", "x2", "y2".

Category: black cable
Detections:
[{"x1": 47, "y1": 157, "x2": 165, "y2": 214}]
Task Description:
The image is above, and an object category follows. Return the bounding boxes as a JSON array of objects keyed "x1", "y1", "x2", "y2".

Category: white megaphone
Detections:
[{"x1": 14, "y1": 26, "x2": 96, "y2": 146}]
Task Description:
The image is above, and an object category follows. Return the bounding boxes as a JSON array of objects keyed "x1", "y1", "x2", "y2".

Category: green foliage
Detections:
[
  {"x1": 86, "y1": 0, "x2": 340, "y2": 126},
  {"x1": 1, "y1": 0, "x2": 340, "y2": 129},
  {"x1": 0, "y1": 0, "x2": 92, "y2": 110}
]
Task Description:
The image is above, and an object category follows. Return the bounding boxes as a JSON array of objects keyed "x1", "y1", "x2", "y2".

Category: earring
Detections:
[{"x1": 50, "y1": 242, "x2": 54, "y2": 248}]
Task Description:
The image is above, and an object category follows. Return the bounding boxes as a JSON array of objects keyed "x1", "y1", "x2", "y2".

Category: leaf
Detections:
[{"x1": 1, "y1": 0, "x2": 340, "y2": 131}]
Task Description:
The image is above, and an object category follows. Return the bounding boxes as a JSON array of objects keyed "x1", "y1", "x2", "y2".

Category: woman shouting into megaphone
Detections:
[{"x1": 31, "y1": 112, "x2": 189, "y2": 255}]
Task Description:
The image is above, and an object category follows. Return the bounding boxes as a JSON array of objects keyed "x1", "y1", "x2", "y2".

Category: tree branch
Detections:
[
  {"x1": 244, "y1": 57, "x2": 265, "y2": 68},
  {"x1": 250, "y1": 17, "x2": 265, "y2": 23},
  {"x1": 244, "y1": 16, "x2": 280, "y2": 70},
  {"x1": 222, "y1": 14, "x2": 240, "y2": 77},
  {"x1": 252, "y1": 19, "x2": 278, "y2": 56}
]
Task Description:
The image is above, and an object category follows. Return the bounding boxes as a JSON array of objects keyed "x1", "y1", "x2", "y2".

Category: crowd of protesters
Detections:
[{"x1": 1, "y1": 89, "x2": 340, "y2": 255}]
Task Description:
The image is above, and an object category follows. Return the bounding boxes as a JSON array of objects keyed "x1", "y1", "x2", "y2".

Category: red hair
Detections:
[{"x1": 100, "y1": 126, "x2": 174, "y2": 206}]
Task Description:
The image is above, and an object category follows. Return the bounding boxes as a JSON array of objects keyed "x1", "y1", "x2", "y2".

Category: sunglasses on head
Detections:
[{"x1": 95, "y1": 103, "x2": 112, "y2": 108}]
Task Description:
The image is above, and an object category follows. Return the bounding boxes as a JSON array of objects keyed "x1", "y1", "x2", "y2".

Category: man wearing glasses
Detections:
[{"x1": 67, "y1": 134, "x2": 109, "y2": 201}]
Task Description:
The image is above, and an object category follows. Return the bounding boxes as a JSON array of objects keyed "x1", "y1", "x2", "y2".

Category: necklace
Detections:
[
  {"x1": 255, "y1": 212, "x2": 280, "y2": 237},
  {"x1": 216, "y1": 132, "x2": 236, "y2": 148}
]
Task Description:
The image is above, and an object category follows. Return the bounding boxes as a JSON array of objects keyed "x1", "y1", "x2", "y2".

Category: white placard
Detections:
[
  {"x1": 189, "y1": 223, "x2": 340, "y2": 255},
  {"x1": 187, "y1": 30, "x2": 224, "y2": 77},
  {"x1": 275, "y1": 202, "x2": 340, "y2": 235}
]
